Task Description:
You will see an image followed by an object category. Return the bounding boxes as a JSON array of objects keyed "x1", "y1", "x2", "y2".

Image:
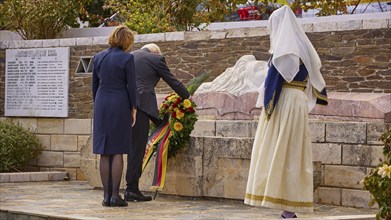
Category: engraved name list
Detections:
[{"x1": 5, "y1": 47, "x2": 69, "y2": 117}]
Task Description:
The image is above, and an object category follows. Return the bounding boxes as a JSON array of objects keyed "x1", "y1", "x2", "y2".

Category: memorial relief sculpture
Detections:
[{"x1": 195, "y1": 55, "x2": 268, "y2": 96}]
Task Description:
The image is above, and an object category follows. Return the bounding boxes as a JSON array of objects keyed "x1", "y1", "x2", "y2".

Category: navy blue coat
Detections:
[{"x1": 92, "y1": 47, "x2": 137, "y2": 154}]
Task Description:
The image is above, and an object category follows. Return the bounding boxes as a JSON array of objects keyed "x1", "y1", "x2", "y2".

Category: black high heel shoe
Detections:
[
  {"x1": 281, "y1": 214, "x2": 297, "y2": 218},
  {"x1": 102, "y1": 198, "x2": 110, "y2": 207},
  {"x1": 110, "y1": 197, "x2": 128, "y2": 207}
]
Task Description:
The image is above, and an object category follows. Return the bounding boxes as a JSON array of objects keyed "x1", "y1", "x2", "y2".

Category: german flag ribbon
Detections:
[
  {"x1": 150, "y1": 126, "x2": 171, "y2": 190},
  {"x1": 142, "y1": 115, "x2": 171, "y2": 190}
]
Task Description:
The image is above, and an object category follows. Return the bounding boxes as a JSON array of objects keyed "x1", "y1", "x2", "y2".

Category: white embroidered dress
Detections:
[{"x1": 244, "y1": 5, "x2": 327, "y2": 213}]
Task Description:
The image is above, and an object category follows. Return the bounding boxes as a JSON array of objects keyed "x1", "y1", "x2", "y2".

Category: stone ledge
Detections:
[
  {"x1": 311, "y1": 92, "x2": 391, "y2": 123},
  {"x1": 1, "y1": 12, "x2": 388, "y2": 48},
  {"x1": 0, "y1": 171, "x2": 68, "y2": 183},
  {"x1": 163, "y1": 92, "x2": 391, "y2": 122},
  {"x1": 192, "y1": 92, "x2": 261, "y2": 120}
]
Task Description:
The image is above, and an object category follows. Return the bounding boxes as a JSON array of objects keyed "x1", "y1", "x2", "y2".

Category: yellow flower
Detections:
[
  {"x1": 176, "y1": 110, "x2": 185, "y2": 119},
  {"x1": 377, "y1": 164, "x2": 391, "y2": 178},
  {"x1": 168, "y1": 94, "x2": 178, "y2": 102},
  {"x1": 183, "y1": 99, "x2": 192, "y2": 108},
  {"x1": 173, "y1": 122, "x2": 183, "y2": 131}
]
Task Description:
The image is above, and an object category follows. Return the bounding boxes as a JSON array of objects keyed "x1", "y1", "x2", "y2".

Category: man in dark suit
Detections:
[{"x1": 124, "y1": 43, "x2": 190, "y2": 202}]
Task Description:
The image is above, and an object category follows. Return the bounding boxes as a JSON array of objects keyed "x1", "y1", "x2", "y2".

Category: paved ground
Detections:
[{"x1": 0, "y1": 181, "x2": 377, "y2": 220}]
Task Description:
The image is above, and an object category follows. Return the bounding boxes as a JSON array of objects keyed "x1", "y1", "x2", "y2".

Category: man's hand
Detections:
[{"x1": 132, "y1": 108, "x2": 137, "y2": 127}]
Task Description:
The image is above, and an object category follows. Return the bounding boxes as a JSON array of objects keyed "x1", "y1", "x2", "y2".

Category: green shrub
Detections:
[
  {"x1": 0, "y1": 120, "x2": 43, "y2": 172},
  {"x1": 362, "y1": 128, "x2": 391, "y2": 220}
]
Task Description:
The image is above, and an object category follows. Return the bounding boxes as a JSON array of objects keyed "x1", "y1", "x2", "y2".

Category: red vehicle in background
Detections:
[
  {"x1": 237, "y1": 5, "x2": 262, "y2": 20},
  {"x1": 235, "y1": 3, "x2": 281, "y2": 21}
]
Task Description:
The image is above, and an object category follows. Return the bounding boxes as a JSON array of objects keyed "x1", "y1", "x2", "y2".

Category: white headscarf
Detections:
[{"x1": 257, "y1": 5, "x2": 326, "y2": 111}]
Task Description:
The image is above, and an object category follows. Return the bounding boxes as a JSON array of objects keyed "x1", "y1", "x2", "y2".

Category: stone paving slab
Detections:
[{"x1": 0, "y1": 181, "x2": 377, "y2": 220}]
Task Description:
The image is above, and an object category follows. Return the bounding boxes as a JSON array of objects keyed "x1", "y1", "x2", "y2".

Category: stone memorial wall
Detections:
[
  {"x1": 0, "y1": 12, "x2": 390, "y2": 208},
  {"x1": 0, "y1": 13, "x2": 390, "y2": 118}
]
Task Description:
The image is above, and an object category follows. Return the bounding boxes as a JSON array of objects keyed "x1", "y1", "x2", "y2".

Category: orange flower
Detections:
[
  {"x1": 176, "y1": 110, "x2": 185, "y2": 119},
  {"x1": 173, "y1": 122, "x2": 183, "y2": 131}
]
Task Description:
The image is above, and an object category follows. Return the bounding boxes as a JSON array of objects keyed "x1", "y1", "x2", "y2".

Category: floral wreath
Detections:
[
  {"x1": 157, "y1": 93, "x2": 197, "y2": 158},
  {"x1": 149, "y1": 72, "x2": 209, "y2": 158}
]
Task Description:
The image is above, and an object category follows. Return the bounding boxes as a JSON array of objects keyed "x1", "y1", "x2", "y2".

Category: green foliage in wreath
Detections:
[{"x1": 362, "y1": 128, "x2": 391, "y2": 220}]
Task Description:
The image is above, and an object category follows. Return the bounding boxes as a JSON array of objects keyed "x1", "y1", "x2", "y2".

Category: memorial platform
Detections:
[{"x1": 0, "y1": 181, "x2": 377, "y2": 220}]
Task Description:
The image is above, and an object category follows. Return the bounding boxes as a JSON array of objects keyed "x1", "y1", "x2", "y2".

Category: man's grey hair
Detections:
[{"x1": 141, "y1": 43, "x2": 162, "y2": 55}]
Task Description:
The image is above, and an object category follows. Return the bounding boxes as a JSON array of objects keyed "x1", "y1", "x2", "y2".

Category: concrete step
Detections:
[{"x1": 0, "y1": 171, "x2": 69, "y2": 183}]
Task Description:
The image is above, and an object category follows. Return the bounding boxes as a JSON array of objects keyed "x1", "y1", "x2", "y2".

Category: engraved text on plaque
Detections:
[{"x1": 5, "y1": 47, "x2": 69, "y2": 117}]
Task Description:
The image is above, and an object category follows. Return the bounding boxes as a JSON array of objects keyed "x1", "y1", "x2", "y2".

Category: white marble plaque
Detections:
[{"x1": 5, "y1": 47, "x2": 69, "y2": 117}]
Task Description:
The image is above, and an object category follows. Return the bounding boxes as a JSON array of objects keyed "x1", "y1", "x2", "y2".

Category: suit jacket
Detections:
[{"x1": 132, "y1": 48, "x2": 190, "y2": 119}]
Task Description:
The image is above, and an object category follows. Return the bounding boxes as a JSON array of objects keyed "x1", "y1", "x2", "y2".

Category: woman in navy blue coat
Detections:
[{"x1": 92, "y1": 25, "x2": 137, "y2": 207}]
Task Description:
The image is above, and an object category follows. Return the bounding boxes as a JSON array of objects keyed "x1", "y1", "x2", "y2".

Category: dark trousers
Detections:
[{"x1": 125, "y1": 110, "x2": 159, "y2": 192}]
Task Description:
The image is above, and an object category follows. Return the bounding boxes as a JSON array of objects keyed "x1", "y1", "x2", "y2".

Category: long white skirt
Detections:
[{"x1": 244, "y1": 87, "x2": 313, "y2": 213}]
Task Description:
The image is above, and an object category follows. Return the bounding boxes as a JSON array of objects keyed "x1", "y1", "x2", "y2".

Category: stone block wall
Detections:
[
  {"x1": 75, "y1": 118, "x2": 389, "y2": 208},
  {"x1": 310, "y1": 122, "x2": 387, "y2": 208},
  {"x1": 137, "y1": 91, "x2": 389, "y2": 208},
  {"x1": 145, "y1": 119, "x2": 388, "y2": 209}
]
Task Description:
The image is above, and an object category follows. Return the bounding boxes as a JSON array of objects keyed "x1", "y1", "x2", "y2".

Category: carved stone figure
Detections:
[{"x1": 195, "y1": 55, "x2": 268, "y2": 96}]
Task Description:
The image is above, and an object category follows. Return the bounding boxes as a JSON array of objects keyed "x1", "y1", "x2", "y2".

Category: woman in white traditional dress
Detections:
[{"x1": 244, "y1": 5, "x2": 328, "y2": 218}]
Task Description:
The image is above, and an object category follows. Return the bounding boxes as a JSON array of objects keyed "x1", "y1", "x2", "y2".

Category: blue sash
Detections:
[{"x1": 263, "y1": 63, "x2": 327, "y2": 119}]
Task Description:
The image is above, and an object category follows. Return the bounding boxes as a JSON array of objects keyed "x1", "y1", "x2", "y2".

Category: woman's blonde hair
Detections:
[
  {"x1": 141, "y1": 43, "x2": 162, "y2": 55},
  {"x1": 108, "y1": 25, "x2": 134, "y2": 51}
]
